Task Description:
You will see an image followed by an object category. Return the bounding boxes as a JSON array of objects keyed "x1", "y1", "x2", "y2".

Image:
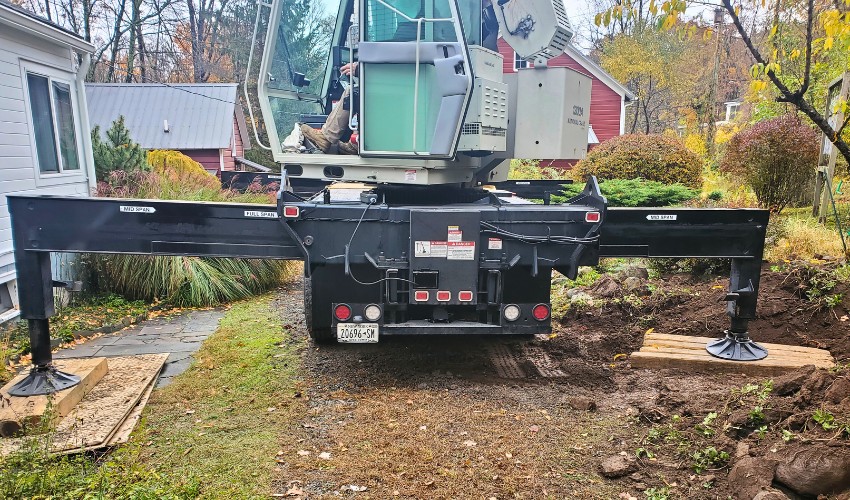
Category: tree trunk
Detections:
[
  {"x1": 125, "y1": 0, "x2": 140, "y2": 83},
  {"x1": 106, "y1": 0, "x2": 128, "y2": 82},
  {"x1": 187, "y1": 0, "x2": 208, "y2": 82},
  {"x1": 136, "y1": 20, "x2": 147, "y2": 82}
]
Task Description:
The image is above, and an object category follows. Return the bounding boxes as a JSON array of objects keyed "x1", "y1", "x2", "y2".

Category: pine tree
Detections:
[{"x1": 91, "y1": 115, "x2": 149, "y2": 181}]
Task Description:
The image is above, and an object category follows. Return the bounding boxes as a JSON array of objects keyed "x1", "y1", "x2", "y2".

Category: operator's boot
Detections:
[
  {"x1": 300, "y1": 124, "x2": 331, "y2": 153},
  {"x1": 338, "y1": 141, "x2": 358, "y2": 155}
]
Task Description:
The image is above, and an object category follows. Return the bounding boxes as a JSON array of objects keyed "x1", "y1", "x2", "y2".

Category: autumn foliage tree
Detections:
[
  {"x1": 721, "y1": 115, "x2": 819, "y2": 212},
  {"x1": 597, "y1": 0, "x2": 850, "y2": 169}
]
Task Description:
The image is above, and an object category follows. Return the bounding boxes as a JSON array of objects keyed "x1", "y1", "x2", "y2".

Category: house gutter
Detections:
[{"x1": 75, "y1": 52, "x2": 97, "y2": 193}]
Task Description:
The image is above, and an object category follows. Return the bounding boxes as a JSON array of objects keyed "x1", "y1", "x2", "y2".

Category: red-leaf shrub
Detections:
[
  {"x1": 572, "y1": 134, "x2": 703, "y2": 188},
  {"x1": 720, "y1": 115, "x2": 818, "y2": 212}
]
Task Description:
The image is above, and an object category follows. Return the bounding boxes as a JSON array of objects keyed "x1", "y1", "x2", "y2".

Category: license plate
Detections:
[{"x1": 336, "y1": 323, "x2": 379, "y2": 343}]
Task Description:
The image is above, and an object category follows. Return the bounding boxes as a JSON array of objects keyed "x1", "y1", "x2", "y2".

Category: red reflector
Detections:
[
  {"x1": 458, "y1": 291, "x2": 473, "y2": 302},
  {"x1": 585, "y1": 211, "x2": 601, "y2": 223},
  {"x1": 532, "y1": 304, "x2": 550, "y2": 321},
  {"x1": 283, "y1": 206, "x2": 300, "y2": 218},
  {"x1": 436, "y1": 291, "x2": 451, "y2": 302},
  {"x1": 333, "y1": 304, "x2": 352, "y2": 321},
  {"x1": 414, "y1": 291, "x2": 429, "y2": 302}
]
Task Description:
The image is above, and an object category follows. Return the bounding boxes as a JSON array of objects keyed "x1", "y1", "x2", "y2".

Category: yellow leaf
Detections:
[
  {"x1": 613, "y1": 353, "x2": 628, "y2": 361},
  {"x1": 645, "y1": 328, "x2": 655, "y2": 335}
]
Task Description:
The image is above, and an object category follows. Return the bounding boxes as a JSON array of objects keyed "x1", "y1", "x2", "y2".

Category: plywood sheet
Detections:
[
  {"x1": 0, "y1": 358, "x2": 108, "y2": 437},
  {"x1": 105, "y1": 376, "x2": 156, "y2": 447},
  {"x1": 0, "y1": 353, "x2": 168, "y2": 455},
  {"x1": 632, "y1": 333, "x2": 834, "y2": 376}
]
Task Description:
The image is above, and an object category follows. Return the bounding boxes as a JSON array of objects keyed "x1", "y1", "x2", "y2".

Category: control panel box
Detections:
[{"x1": 513, "y1": 66, "x2": 591, "y2": 160}]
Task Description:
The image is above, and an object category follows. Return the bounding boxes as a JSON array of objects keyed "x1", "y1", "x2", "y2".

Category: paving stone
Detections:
[
  {"x1": 55, "y1": 345, "x2": 102, "y2": 358},
  {"x1": 166, "y1": 352, "x2": 192, "y2": 363},
  {"x1": 178, "y1": 335, "x2": 210, "y2": 343},
  {"x1": 54, "y1": 308, "x2": 222, "y2": 385},
  {"x1": 155, "y1": 376, "x2": 173, "y2": 388},
  {"x1": 110, "y1": 336, "x2": 153, "y2": 346},
  {"x1": 96, "y1": 341, "x2": 202, "y2": 357},
  {"x1": 139, "y1": 324, "x2": 184, "y2": 335},
  {"x1": 160, "y1": 357, "x2": 193, "y2": 378}
]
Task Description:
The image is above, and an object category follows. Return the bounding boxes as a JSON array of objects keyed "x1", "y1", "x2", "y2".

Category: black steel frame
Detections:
[{"x1": 6, "y1": 178, "x2": 769, "y2": 395}]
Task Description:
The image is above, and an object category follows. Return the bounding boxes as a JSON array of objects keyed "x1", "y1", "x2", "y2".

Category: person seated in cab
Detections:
[{"x1": 301, "y1": 0, "x2": 498, "y2": 155}]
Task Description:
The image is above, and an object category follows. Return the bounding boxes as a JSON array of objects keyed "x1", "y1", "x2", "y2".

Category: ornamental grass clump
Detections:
[
  {"x1": 720, "y1": 115, "x2": 818, "y2": 213},
  {"x1": 91, "y1": 150, "x2": 292, "y2": 307},
  {"x1": 571, "y1": 134, "x2": 703, "y2": 188}
]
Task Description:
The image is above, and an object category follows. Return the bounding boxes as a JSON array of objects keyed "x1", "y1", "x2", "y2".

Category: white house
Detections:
[{"x1": 0, "y1": 1, "x2": 96, "y2": 321}]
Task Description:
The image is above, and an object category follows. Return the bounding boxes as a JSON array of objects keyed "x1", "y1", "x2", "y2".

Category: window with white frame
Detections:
[
  {"x1": 514, "y1": 51, "x2": 528, "y2": 71},
  {"x1": 26, "y1": 72, "x2": 80, "y2": 173},
  {"x1": 725, "y1": 102, "x2": 740, "y2": 122}
]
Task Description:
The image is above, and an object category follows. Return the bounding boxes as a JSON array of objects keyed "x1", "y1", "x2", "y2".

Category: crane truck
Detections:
[{"x1": 7, "y1": 0, "x2": 769, "y2": 397}]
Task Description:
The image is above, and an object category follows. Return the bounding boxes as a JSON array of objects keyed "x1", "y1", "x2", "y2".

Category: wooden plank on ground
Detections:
[
  {"x1": 631, "y1": 333, "x2": 835, "y2": 376},
  {"x1": 0, "y1": 353, "x2": 168, "y2": 455},
  {"x1": 645, "y1": 333, "x2": 833, "y2": 359},
  {"x1": 0, "y1": 358, "x2": 108, "y2": 438}
]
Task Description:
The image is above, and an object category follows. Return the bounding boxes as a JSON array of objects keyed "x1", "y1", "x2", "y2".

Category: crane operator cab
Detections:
[{"x1": 254, "y1": 0, "x2": 588, "y2": 186}]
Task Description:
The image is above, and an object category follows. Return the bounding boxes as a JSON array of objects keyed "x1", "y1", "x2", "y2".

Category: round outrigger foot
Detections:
[
  {"x1": 706, "y1": 330, "x2": 768, "y2": 361},
  {"x1": 7, "y1": 364, "x2": 81, "y2": 396}
]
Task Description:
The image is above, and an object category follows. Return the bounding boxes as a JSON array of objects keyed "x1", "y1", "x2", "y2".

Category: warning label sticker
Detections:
[
  {"x1": 415, "y1": 241, "x2": 448, "y2": 258},
  {"x1": 430, "y1": 241, "x2": 448, "y2": 258},
  {"x1": 447, "y1": 226, "x2": 462, "y2": 242},
  {"x1": 414, "y1": 241, "x2": 430, "y2": 257},
  {"x1": 488, "y1": 238, "x2": 503, "y2": 250},
  {"x1": 404, "y1": 169, "x2": 417, "y2": 181},
  {"x1": 447, "y1": 241, "x2": 476, "y2": 260}
]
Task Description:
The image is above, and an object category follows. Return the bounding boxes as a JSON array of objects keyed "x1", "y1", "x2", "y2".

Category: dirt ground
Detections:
[{"x1": 270, "y1": 265, "x2": 850, "y2": 499}]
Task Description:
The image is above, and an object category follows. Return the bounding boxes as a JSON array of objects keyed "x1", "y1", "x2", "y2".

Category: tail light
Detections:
[
  {"x1": 414, "y1": 291, "x2": 429, "y2": 302},
  {"x1": 436, "y1": 291, "x2": 451, "y2": 302},
  {"x1": 458, "y1": 291, "x2": 473, "y2": 302},
  {"x1": 585, "y1": 211, "x2": 600, "y2": 223},
  {"x1": 283, "y1": 206, "x2": 300, "y2": 218},
  {"x1": 532, "y1": 304, "x2": 550, "y2": 321},
  {"x1": 334, "y1": 304, "x2": 352, "y2": 321},
  {"x1": 364, "y1": 304, "x2": 382, "y2": 321},
  {"x1": 503, "y1": 304, "x2": 521, "y2": 322}
]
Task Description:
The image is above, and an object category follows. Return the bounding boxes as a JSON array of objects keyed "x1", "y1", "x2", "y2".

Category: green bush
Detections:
[
  {"x1": 720, "y1": 114, "x2": 819, "y2": 212},
  {"x1": 556, "y1": 178, "x2": 697, "y2": 207},
  {"x1": 91, "y1": 116, "x2": 148, "y2": 182},
  {"x1": 572, "y1": 134, "x2": 703, "y2": 188}
]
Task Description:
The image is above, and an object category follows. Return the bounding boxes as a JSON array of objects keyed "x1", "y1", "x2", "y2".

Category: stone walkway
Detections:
[{"x1": 55, "y1": 309, "x2": 225, "y2": 387}]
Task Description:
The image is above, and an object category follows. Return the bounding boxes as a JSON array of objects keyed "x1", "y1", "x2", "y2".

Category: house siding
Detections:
[
  {"x1": 0, "y1": 24, "x2": 91, "y2": 281},
  {"x1": 497, "y1": 39, "x2": 626, "y2": 166},
  {"x1": 184, "y1": 149, "x2": 224, "y2": 174},
  {"x1": 222, "y1": 115, "x2": 244, "y2": 172}
]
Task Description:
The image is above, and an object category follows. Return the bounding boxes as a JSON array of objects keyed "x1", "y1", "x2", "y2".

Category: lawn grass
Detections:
[
  {"x1": 0, "y1": 292, "x2": 303, "y2": 498},
  {"x1": 136, "y1": 292, "x2": 304, "y2": 498}
]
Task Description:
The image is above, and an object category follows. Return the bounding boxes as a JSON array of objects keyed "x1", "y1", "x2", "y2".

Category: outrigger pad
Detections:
[
  {"x1": 7, "y1": 365, "x2": 81, "y2": 396},
  {"x1": 706, "y1": 331, "x2": 769, "y2": 361}
]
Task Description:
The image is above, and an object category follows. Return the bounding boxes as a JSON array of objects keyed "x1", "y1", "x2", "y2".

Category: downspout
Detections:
[{"x1": 75, "y1": 51, "x2": 97, "y2": 194}]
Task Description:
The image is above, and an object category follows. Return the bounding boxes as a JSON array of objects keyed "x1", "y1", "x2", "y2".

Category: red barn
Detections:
[{"x1": 498, "y1": 38, "x2": 634, "y2": 167}]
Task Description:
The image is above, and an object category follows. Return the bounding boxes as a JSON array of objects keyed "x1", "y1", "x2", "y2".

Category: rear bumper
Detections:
[{"x1": 380, "y1": 320, "x2": 550, "y2": 335}]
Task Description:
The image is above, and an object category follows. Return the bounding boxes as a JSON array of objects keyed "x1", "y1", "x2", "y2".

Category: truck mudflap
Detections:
[{"x1": 6, "y1": 176, "x2": 768, "y2": 396}]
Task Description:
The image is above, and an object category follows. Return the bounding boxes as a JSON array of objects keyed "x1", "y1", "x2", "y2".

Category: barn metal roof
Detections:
[{"x1": 86, "y1": 83, "x2": 246, "y2": 150}]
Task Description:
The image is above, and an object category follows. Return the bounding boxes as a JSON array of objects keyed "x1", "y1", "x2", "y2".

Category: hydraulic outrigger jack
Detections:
[
  {"x1": 706, "y1": 258, "x2": 768, "y2": 361},
  {"x1": 7, "y1": 319, "x2": 80, "y2": 396}
]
